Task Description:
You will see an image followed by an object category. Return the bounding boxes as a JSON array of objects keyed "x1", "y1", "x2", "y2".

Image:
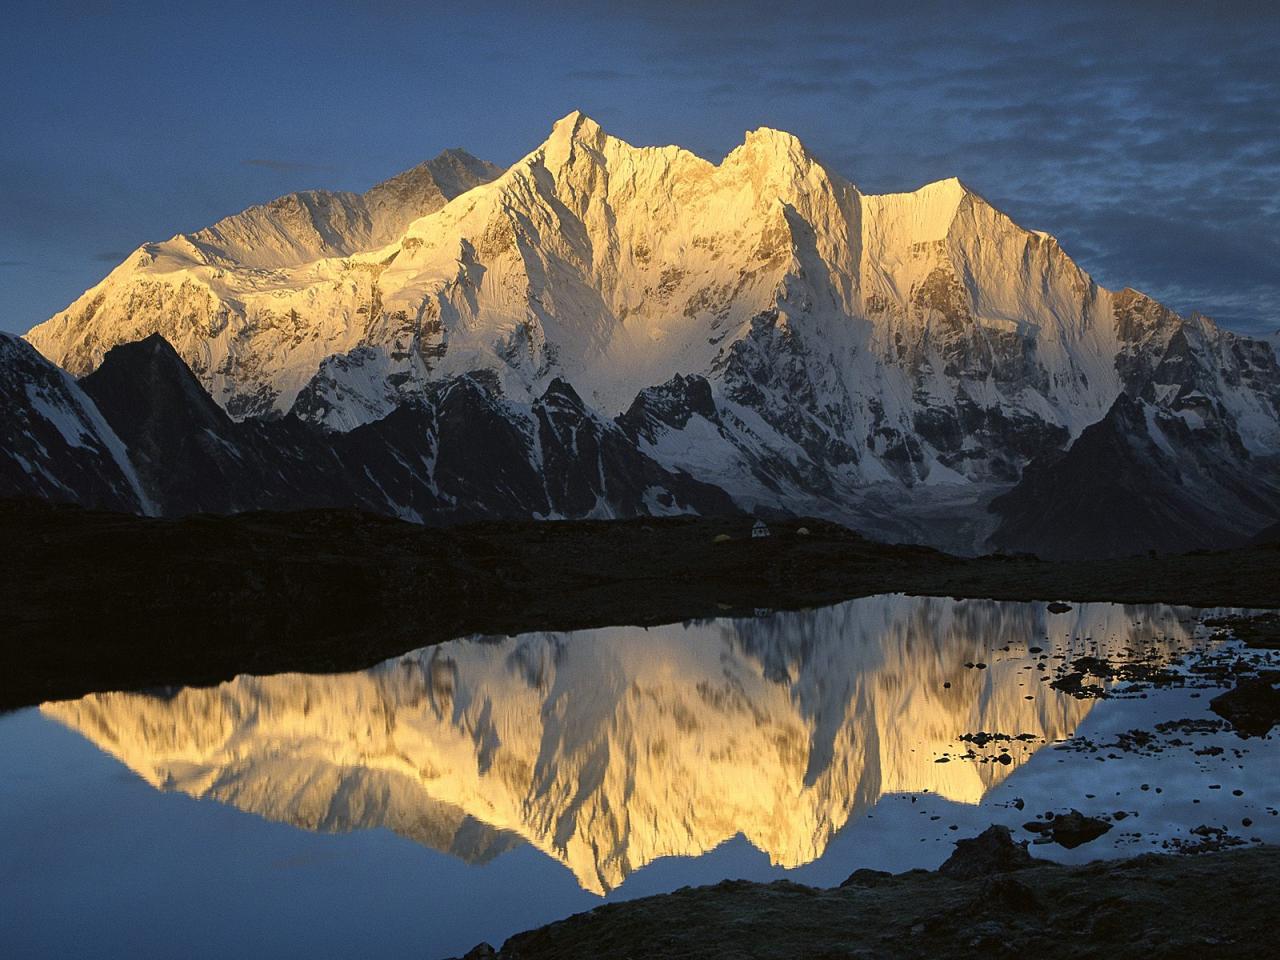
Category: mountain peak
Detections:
[
  {"x1": 139, "y1": 143, "x2": 504, "y2": 272},
  {"x1": 0, "y1": 331, "x2": 152, "y2": 513},
  {"x1": 725, "y1": 125, "x2": 824, "y2": 184},
  {"x1": 86, "y1": 332, "x2": 219, "y2": 417},
  {"x1": 910, "y1": 176, "x2": 971, "y2": 202},
  {"x1": 19, "y1": 112, "x2": 1280, "y2": 555},
  {"x1": 536, "y1": 110, "x2": 612, "y2": 175},
  {"x1": 551, "y1": 109, "x2": 604, "y2": 142},
  {"x1": 367, "y1": 148, "x2": 502, "y2": 215},
  {"x1": 741, "y1": 125, "x2": 808, "y2": 153}
]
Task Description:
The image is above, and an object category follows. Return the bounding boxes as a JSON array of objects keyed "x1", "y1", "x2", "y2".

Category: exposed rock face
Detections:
[
  {"x1": 618, "y1": 374, "x2": 722, "y2": 445},
  {"x1": 20, "y1": 113, "x2": 1280, "y2": 550},
  {"x1": 326, "y1": 371, "x2": 735, "y2": 522},
  {"x1": 79, "y1": 334, "x2": 356, "y2": 515},
  {"x1": 990, "y1": 307, "x2": 1280, "y2": 559},
  {"x1": 0, "y1": 333, "x2": 150, "y2": 514},
  {"x1": 3, "y1": 332, "x2": 732, "y2": 522}
]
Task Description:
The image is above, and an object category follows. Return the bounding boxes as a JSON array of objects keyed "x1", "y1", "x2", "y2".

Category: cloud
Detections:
[
  {"x1": 0, "y1": 259, "x2": 29, "y2": 267},
  {"x1": 1, "y1": 1, "x2": 1276, "y2": 337},
  {"x1": 761, "y1": 77, "x2": 877, "y2": 98},
  {"x1": 563, "y1": 68, "x2": 635, "y2": 81},
  {"x1": 93, "y1": 250, "x2": 131, "y2": 262},
  {"x1": 242, "y1": 158, "x2": 321, "y2": 172}
]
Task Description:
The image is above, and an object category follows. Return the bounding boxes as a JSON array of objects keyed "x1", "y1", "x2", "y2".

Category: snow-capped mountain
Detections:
[
  {"x1": 43, "y1": 596, "x2": 1206, "y2": 894},
  {"x1": 18, "y1": 112, "x2": 1280, "y2": 551},
  {"x1": 190, "y1": 149, "x2": 502, "y2": 271},
  {"x1": 25, "y1": 146, "x2": 502, "y2": 420},
  {"x1": 0, "y1": 333, "x2": 151, "y2": 514},
  {"x1": 991, "y1": 376, "x2": 1280, "y2": 559},
  {"x1": 1, "y1": 331, "x2": 729, "y2": 521}
]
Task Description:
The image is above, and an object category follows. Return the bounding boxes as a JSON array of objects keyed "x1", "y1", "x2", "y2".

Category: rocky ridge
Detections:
[{"x1": 30, "y1": 333, "x2": 732, "y2": 521}]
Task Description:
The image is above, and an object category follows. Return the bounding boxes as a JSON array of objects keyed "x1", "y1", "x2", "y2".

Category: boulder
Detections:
[
  {"x1": 938, "y1": 825, "x2": 1037, "y2": 880},
  {"x1": 839, "y1": 868, "x2": 894, "y2": 888}
]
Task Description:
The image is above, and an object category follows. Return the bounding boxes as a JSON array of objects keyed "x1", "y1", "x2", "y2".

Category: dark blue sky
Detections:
[{"x1": 2, "y1": 1, "x2": 1276, "y2": 336}]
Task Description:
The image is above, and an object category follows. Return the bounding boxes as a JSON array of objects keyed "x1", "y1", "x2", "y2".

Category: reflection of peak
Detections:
[
  {"x1": 43, "y1": 595, "x2": 1202, "y2": 894},
  {"x1": 191, "y1": 755, "x2": 519, "y2": 864}
]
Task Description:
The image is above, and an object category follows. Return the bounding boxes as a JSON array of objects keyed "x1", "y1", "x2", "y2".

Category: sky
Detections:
[{"x1": 1, "y1": 0, "x2": 1277, "y2": 337}]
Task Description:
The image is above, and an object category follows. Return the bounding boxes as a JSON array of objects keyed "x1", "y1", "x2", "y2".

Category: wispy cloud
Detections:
[
  {"x1": 0, "y1": 1, "x2": 1275, "y2": 336},
  {"x1": 563, "y1": 68, "x2": 635, "y2": 82},
  {"x1": 243, "y1": 158, "x2": 322, "y2": 173}
]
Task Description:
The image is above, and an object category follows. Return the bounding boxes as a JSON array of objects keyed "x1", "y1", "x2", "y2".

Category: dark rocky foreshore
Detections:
[
  {"x1": 2, "y1": 498, "x2": 1277, "y2": 710},
  {"x1": 452, "y1": 834, "x2": 1279, "y2": 959}
]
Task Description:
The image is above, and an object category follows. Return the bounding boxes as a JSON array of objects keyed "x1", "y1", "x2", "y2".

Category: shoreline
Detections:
[
  {"x1": 3, "y1": 498, "x2": 1276, "y2": 710},
  {"x1": 449, "y1": 841, "x2": 1280, "y2": 959}
]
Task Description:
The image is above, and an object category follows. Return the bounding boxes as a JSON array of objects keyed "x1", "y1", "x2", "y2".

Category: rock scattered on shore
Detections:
[{"x1": 937, "y1": 824, "x2": 1040, "y2": 879}]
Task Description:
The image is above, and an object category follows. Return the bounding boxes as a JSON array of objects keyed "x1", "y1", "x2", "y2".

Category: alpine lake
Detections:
[{"x1": 2, "y1": 595, "x2": 1276, "y2": 959}]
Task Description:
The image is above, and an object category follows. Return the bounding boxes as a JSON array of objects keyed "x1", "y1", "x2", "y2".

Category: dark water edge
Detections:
[{"x1": 2, "y1": 498, "x2": 1277, "y2": 710}]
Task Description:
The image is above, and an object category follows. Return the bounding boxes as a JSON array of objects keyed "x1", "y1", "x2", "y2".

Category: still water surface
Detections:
[{"x1": 2, "y1": 595, "x2": 1276, "y2": 958}]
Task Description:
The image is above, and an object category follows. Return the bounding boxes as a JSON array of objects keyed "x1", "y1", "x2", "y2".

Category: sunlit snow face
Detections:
[{"x1": 3, "y1": 4, "x2": 1277, "y2": 339}]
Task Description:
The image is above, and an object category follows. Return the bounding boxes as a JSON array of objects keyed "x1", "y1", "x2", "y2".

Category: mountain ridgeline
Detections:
[
  {"x1": 7, "y1": 112, "x2": 1280, "y2": 557},
  {"x1": 1, "y1": 333, "x2": 730, "y2": 522}
]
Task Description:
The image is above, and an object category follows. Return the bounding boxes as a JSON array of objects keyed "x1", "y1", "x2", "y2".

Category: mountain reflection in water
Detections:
[{"x1": 42, "y1": 595, "x2": 1208, "y2": 894}]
